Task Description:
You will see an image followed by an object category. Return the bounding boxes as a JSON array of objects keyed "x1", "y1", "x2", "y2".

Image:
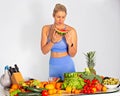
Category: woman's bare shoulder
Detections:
[
  {"x1": 42, "y1": 24, "x2": 52, "y2": 34},
  {"x1": 42, "y1": 24, "x2": 51, "y2": 30},
  {"x1": 41, "y1": 25, "x2": 52, "y2": 37},
  {"x1": 65, "y1": 24, "x2": 76, "y2": 31}
]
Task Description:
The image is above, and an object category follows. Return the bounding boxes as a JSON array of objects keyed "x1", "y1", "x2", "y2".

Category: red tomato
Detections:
[
  {"x1": 84, "y1": 79, "x2": 87, "y2": 83},
  {"x1": 86, "y1": 79, "x2": 91, "y2": 84},
  {"x1": 42, "y1": 90, "x2": 48, "y2": 96},
  {"x1": 95, "y1": 83, "x2": 102, "y2": 91},
  {"x1": 92, "y1": 79, "x2": 99, "y2": 84}
]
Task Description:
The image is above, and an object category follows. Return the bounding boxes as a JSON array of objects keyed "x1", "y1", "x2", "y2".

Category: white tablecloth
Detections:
[{"x1": 0, "y1": 86, "x2": 120, "y2": 96}]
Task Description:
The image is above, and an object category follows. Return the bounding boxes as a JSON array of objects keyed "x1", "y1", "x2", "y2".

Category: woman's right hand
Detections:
[{"x1": 51, "y1": 30, "x2": 62, "y2": 43}]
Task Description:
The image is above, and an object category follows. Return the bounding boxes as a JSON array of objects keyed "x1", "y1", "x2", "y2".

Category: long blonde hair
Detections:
[{"x1": 53, "y1": 3, "x2": 67, "y2": 17}]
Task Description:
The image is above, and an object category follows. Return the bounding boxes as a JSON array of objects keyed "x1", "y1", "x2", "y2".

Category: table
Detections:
[{"x1": 0, "y1": 86, "x2": 120, "y2": 96}]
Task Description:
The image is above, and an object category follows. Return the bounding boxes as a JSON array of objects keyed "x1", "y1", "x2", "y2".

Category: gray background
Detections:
[{"x1": 0, "y1": 0, "x2": 120, "y2": 81}]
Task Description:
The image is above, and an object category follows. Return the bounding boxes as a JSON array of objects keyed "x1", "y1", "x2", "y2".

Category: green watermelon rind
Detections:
[{"x1": 55, "y1": 29, "x2": 68, "y2": 35}]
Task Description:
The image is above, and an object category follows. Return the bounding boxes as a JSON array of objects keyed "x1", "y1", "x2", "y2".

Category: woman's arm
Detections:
[
  {"x1": 65, "y1": 28, "x2": 77, "y2": 57},
  {"x1": 41, "y1": 25, "x2": 54, "y2": 55}
]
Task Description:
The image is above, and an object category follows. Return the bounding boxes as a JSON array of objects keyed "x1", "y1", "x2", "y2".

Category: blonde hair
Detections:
[{"x1": 53, "y1": 3, "x2": 67, "y2": 17}]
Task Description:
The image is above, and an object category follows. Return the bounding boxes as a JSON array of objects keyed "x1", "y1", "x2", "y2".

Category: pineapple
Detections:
[{"x1": 84, "y1": 51, "x2": 96, "y2": 74}]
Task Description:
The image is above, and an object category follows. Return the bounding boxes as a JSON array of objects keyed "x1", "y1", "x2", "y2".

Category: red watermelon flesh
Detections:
[{"x1": 55, "y1": 28, "x2": 68, "y2": 35}]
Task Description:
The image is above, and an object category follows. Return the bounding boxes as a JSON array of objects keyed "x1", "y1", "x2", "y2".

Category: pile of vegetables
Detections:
[
  {"x1": 9, "y1": 51, "x2": 115, "y2": 95},
  {"x1": 61, "y1": 67, "x2": 103, "y2": 91},
  {"x1": 61, "y1": 72, "x2": 85, "y2": 90}
]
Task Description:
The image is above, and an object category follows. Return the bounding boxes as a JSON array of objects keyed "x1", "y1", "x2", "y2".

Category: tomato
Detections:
[
  {"x1": 87, "y1": 79, "x2": 91, "y2": 83},
  {"x1": 42, "y1": 90, "x2": 48, "y2": 96},
  {"x1": 84, "y1": 79, "x2": 87, "y2": 83},
  {"x1": 95, "y1": 83, "x2": 102, "y2": 91},
  {"x1": 92, "y1": 79, "x2": 99, "y2": 84},
  {"x1": 83, "y1": 85, "x2": 87, "y2": 89}
]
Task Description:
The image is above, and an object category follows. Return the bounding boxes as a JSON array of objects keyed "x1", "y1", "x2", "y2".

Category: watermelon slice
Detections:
[
  {"x1": 48, "y1": 77, "x2": 60, "y2": 83},
  {"x1": 53, "y1": 77, "x2": 60, "y2": 82},
  {"x1": 55, "y1": 28, "x2": 68, "y2": 36}
]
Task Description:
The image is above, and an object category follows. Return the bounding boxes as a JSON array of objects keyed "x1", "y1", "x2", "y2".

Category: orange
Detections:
[
  {"x1": 57, "y1": 89, "x2": 62, "y2": 94},
  {"x1": 48, "y1": 89, "x2": 54, "y2": 95},
  {"x1": 74, "y1": 89, "x2": 80, "y2": 94},
  {"x1": 55, "y1": 82, "x2": 62, "y2": 89},
  {"x1": 11, "y1": 84, "x2": 19, "y2": 90},
  {"x1": 53, "y1": 89, "x2": 57, "y2": 94},
  {"x1": 66, "y1": 86, "x2": 72, "y2": 93},
  {"x1": 38, "y1": 83, "x2": 43, "y2": 88},
  {"x1": 49, "y1": 81, "x2": 56, "y2": 88},
  {"x1": 102, "y1": 86, "x2": 107, "y2": 92},
  {"x1": 45, "y1": 84, "x2": 55, "y2": 90},
  {"x1": 41, "y1": 81, "x2": 48, "y2": 87},
  {"x1": 92, "y1": 87, "x2": 97, "y2": 93},
  {"x1": 71, "y1": 87, "x2": 76, "y2": 93}
]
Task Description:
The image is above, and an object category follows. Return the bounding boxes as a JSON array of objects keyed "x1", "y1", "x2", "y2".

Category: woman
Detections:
[{"x1": 41, "y1": 3, "x2": 77, "y2": 80}]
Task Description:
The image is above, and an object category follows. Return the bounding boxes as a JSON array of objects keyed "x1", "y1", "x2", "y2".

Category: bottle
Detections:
[{"x1": 0, "y1": 65, "x2": 11, "y2": 89}]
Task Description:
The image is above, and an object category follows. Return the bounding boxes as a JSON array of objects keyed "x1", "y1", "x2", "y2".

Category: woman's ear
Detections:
[{"x1": 53, "y1": 13, "x2": 55, "y2": 18}]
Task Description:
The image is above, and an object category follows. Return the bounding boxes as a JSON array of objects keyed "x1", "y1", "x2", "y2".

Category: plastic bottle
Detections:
[{"x1": 0, "y1": 65, "x2": 11, "y2": 89}]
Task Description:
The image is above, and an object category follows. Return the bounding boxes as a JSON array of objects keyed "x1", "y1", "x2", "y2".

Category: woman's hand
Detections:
[
  {"x1": 64, "y1": 31, "x2": 72, "y2": 46},
  {"x1": 51, "y1": 30, "x2": 63, "y2": 43}
]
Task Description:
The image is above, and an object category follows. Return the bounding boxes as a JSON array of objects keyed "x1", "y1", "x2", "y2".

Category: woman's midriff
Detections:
[{"x1": 51, "y1": 52, "x2": 68, "y2": 58}]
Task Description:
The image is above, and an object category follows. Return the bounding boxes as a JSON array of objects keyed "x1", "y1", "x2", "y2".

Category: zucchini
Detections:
[{"x1": 18, "y1": 92, "x2": 41, "y2": 96}]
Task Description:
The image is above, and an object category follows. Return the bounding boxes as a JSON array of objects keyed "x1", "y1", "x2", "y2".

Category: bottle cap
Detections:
[{"x1": 5, "y1": 65, "x2": 9, "y2": 70}]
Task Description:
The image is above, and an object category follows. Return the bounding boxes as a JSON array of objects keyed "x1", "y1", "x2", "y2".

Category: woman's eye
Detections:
[{"x1": 57, "y1": 16, "x2": 65, "y2": 19}]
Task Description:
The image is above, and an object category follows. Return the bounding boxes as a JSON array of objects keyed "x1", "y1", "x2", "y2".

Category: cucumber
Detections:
[
  {"x1": 26, "y1": 87, "x2": 47, "y2": 93},
  {"x1": 18, "y1": 92, "x2": 41, "y2": 96}
]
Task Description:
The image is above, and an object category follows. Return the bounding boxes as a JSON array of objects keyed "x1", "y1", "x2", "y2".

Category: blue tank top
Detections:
[
  {"x1": 51, "y1": 37, "x2": 68, "y2": 52},
  {"x1": 48, "y1": 25, "x2": 68, "y2": 52}
]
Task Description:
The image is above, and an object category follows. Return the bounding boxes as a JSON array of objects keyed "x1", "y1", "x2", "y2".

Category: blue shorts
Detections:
[{"x1": 49, "y1": 55, "x2": 75, "y2": 80}]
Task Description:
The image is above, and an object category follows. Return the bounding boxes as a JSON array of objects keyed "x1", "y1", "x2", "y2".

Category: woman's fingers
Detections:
[
  {"x1": 65, "y1": 31, "x2": 71, "y2": 39},
  {"x1": 64, "y1": 31, "x2": 72, "y2": 45},
  {"x1": 52, "y1": 31, "x2": 62, "y2": 43}
]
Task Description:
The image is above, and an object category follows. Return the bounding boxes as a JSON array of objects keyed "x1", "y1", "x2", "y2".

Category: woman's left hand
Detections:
[{"x1": 64, "y1": 31, "x2": 72, "y2": 46}]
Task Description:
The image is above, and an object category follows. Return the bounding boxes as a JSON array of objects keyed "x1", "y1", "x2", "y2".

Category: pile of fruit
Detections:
[
  {"x1": 9, "y1": 79, "x2": 64, "y2": 96},
  {"x1": 9, "y1": 72, "x2": 107, "y2": 96},
  {"x1": 9, "y1": 51, "x2": 119, "y2": 96}
]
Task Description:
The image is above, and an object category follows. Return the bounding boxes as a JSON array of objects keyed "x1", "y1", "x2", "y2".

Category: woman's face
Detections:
[{"x1": 54, "y1": 11, "x2": 66, "y2": 25}]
